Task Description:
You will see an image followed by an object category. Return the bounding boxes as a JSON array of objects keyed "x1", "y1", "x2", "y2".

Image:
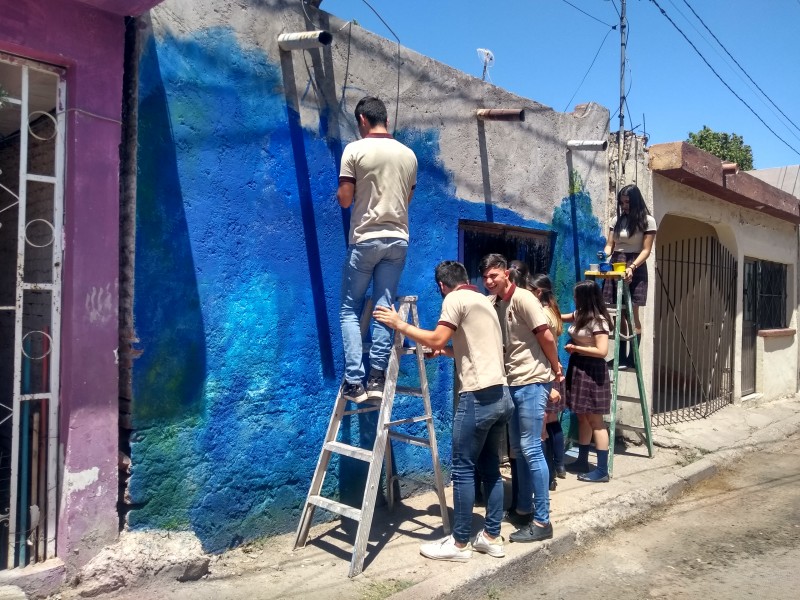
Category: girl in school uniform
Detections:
[
  {"x1": 562, "y1": 280, "x2": 613, "y2": 483},
  {"x1": 602, "y1": 184, "x2": 657, "y2": 366}
]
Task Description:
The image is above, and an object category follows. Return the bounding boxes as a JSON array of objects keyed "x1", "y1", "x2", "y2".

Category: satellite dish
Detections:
[{"x1": 477, "y1": 48, "x2": 494, "y2": 81}]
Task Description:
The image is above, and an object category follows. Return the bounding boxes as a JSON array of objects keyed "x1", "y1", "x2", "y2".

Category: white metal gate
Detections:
[{"x1": 0, "y1": 54, "x2": 64, "y2": 569}]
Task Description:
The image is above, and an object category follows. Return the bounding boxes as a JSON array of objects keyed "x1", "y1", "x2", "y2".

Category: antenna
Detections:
[{"x1": 477, "y1": 48, "x2": 494, "y2": 81}]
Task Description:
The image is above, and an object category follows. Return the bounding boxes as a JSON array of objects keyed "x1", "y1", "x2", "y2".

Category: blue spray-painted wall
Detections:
[{"x1": 130, "y1": 25, "x2": 604, "y2": 551}]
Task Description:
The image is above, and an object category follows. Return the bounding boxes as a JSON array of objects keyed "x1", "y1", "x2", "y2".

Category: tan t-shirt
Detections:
[
  {"x1": 492, "y1": 285, "x2": 554, "y2": 386},
  {"x1": 567, "y1": 313, "x2": 611, "y2": 346},
  {"x1": 609, "y1": 214, "x2": 657, "y2": 253},
  {"x1": 438, "y1": 285, "x2": 506, "y2": 393},
  {"x1": 339, "y1": 134, "x2": 417, "y2": 244}
]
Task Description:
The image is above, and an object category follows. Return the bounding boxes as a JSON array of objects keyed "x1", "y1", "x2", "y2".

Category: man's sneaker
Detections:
[
  {"x1": 342, "y1": 382, "x2": 367, "y2": 403},
  {"x1": 419, "y1": 535, "x2": 472, "y2": 562},
  {"x1": 472, "y1": 530, "x2": 505, "y2": 558},
  {"x1": 509, "y1": 521, "x2": 554, "y2": 543},
  {"x1": 503, "y1": 510, "x2": 532, "y2": 529},
  {"x1": 366, "y1": 370, "x2": 386, "y2": 400}
]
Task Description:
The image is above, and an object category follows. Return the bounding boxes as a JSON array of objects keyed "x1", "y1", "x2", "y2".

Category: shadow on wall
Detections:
[{"x1": 127, "y1": 25, "x2": 606, "y2": 553}]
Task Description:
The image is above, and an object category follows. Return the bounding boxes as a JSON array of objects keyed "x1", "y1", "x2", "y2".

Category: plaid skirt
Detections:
[
  {"x1": 566, "y1": 354, "x2": 611, "y2": 415},
  {"x1": 602, "y1": 251, "x2": 648, "y2": 306},
  {"x1": 546, "y1": 378, "x2": 566, "y2": 413}
]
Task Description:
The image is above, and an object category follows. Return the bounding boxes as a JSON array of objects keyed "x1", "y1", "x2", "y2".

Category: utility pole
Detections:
[{"x1": 617, "y1": 0, "x2": 627, "y2": 193}]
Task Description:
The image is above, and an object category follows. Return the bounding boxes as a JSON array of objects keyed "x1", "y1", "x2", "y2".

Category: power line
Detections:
[
  {"x1": 559, "y1": 0, "x2": 616, "y2": 28},
  {"x1": 680, "y1": 0, "x2": 800, "y2": 137},
  {"x1": 649, "y1": 0, "x2": 800, "y2": 159},
  {"x1": 563, "y1": 27, "x2": 615, "y2": 112},
  {"x1": 360, "y1": 0, "x2": 401, "y2": 134}
]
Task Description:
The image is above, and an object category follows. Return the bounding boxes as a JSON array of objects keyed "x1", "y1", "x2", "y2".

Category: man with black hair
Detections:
[
  {"x1": 337, "y1": 96, "x2": 418, "y2": 403},
  {"x1": 374, "y1": 261, "x2": 512, "y2": 562},
  {"x1": 479, "y1": 253, "x2": 563, "y2": 544}
]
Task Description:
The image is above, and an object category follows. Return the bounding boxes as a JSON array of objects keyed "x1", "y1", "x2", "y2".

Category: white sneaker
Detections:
[
  {"x1": 472, "y1": 529, "x2": 505, "y2": 558},
  {"x1": 420, "y1": 535, "x2": 473, "y2": 562}
]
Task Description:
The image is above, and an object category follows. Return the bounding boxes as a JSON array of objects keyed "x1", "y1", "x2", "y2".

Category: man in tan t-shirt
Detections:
[
  {"x1": 374, "y1": 261, "x2": 513, "y2": 562},
  {"x1": 480, "y1": 253, "x2": 562, "y2": 544},
  {"x1": 337, "y1": 96, "x2": 417, "y2": 403}
]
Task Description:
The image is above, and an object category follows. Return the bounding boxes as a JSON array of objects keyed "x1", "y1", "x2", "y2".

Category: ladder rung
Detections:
[
  {"x1": 323, "y1": 441, "x2": 373, "y2": 462},
  {"x1": 388, "y1": 431, "x2": 432, "y2": 448},
  {"x1": 308, "y1": 495, "x2": 362, "y2": 521},
  {"x1": 615, "y1": 423, "x2": 646, "y2": 433},
  {"x1": 395, "y1": 385, "x2": 424, "y2": 397},
  {"x1": 386, "y1": 415, "x2": 432, "y2": 428},
  {"x1": 343, "y1": 403, "x2": 381, "y2": 416}
]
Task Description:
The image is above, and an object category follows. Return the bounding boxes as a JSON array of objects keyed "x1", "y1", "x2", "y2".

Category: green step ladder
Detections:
[{"x1": 593, "y1": 272, "x2": 655, "y2": 476}]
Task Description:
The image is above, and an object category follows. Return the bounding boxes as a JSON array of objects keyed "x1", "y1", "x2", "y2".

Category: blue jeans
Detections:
[
  {"x1": 340, "y1": 237, "x2": 408, "y2": 383},
  {"x1": 451, "y1": 385, "x2": 513, "y2": 543},
  {"x1": 508, "y1": 382, "x2": 551, "y2": 524}
]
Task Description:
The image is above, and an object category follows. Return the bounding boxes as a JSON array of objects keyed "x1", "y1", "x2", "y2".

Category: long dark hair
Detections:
[
  {"x1": 530, "y1": 273, "x2": 563, "y2": 336},
  {"x1": 572, "y1": 280, "x2": 612, "y2": 333},
  {"x1": 508, "y1": 260, "x2": 535, "y2": 290},
  {"x1": 614, "y1": 184, "x2": 651, "y2": 237}
]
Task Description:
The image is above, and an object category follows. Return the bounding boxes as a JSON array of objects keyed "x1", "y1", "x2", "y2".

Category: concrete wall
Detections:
[
  {"x1": 0, "y1": 0, "x2": 131, "y2": 574},
  {"x1": 653, "y1": 175, "x2": 798, "y2": 402},
  {"x1": 126, "y1": 0, "x2": 610, "y2": 552}
]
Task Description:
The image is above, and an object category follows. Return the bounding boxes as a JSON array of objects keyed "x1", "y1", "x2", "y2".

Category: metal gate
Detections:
[
  {"x1": 653, "y1": 236, "x2": 736, "y2": 425},
  {"x1": 0, "y1": 55, "x2": 64, "y2": 568},
  {"x1": 741, "y1": 259, "x2": 757, "y2": 395}
]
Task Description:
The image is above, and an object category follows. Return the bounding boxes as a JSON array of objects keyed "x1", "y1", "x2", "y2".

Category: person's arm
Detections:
[
  {"x1": 373, "y1": 305, "x2": 454, "y2": 351},
  {"x1": 626, "y1": 232, "x2": 655, "y2": 276},
  {"x1": 534, "y1": 328, "x2": 564, "y2": 382},
  {"x1": 337, "y1": 180, "x2": 355, "y2": 208},
  {"x1": 603, "y1": 228, "x2": 615, "y2": 257},
  {"x1": 565, "y1": 332, "x2": 609, "y2": 358},
  {"x1": 561, "y1": 311, "x2": 575, "y2": 323}
]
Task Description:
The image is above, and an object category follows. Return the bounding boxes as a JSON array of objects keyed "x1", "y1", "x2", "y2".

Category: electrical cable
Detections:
[
  {"x1": 649, "y1": 0, "x2": 800, "y2": 159},
  {"x1": 563, "y1": 27, "x2": 614, "y2": 112},
  {"x1": 361, "y1": 0, "x2": 401, "y2": 135},
  {"x1": 681, "y1": 0, "x2": 800, "y2": 137},
  {"x1": 609, "y1": 0, "x2": 621, "y2": 19},
  {"x1": 559, "y1": 0, "x2": 616, "y2": 28}
]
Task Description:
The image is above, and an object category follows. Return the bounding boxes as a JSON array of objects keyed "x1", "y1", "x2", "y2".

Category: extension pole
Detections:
[{"x1": 617, "y1": 0, "x2": 626, "y2": 193}]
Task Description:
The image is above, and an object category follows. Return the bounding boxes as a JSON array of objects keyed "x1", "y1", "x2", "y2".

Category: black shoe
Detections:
[
  {"x1": 549, "y1": 479, "x2": 557, "y2": 491},
  {"x1": 577, "y1": 469, "x2": 610, "y2": 483},
  {"x1": 509, "y1": 521, "x2": 553, "y2": 543},
  {"x1": 555, "y1": 465, "x2": 567, "y2": 479},
  {"x1": 342, "y1": 382, "x2": 367, "y2": 403},
  {"x1": 566, "y1": 460, "x2": 592, "y2": 474},
  {"x1": 503, "y1": 510, "x2": 532, "y2": 528},
  {"x1": 366, "y1": 370, "x2": 386, "y2": 400}
]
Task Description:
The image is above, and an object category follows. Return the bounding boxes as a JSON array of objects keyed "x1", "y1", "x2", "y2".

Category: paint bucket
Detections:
[
  {"x1": 612, "y1": 262, "x2": 627, "y2": 273},
  {"x1": 589, "y1": 263, "x2": 600, "y2": 272}
]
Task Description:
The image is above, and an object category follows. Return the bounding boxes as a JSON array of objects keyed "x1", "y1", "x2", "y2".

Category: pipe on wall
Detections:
[
  {"x1": 277, "y1": 31, "x2": 333, "y2": 51},
  {"x1": 567, "y1": 140, "x2": 608, "y2": 151}
]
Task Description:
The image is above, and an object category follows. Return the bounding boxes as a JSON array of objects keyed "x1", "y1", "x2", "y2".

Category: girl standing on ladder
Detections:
[{"x1": 602, "y1": 184, "x2": 657, "y2": 367}]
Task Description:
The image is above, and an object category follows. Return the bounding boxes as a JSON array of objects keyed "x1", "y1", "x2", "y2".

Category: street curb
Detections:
[{"x1": 388, "y1": 409, "x2": 800, "y2": 600}]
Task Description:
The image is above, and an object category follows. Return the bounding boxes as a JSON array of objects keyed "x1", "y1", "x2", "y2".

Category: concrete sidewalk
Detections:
[{"x1": 49, "y1": 395, "x2": 800, "y2": 600}]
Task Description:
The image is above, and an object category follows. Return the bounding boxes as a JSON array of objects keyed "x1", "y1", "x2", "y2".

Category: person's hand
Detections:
[
  {"x1": 565, "y1": 343, "x2": 577, "y2": 354},
  {"x1": 624, "y1": 266, "x2": 634, "y2": 283},
  {"x1": 549, "y1": 388, "x2": 561, "y2": 403},
  {"x1": 373, "y1": 305, "x2": 400, "y2": 329},
  {"x1": 423, "y1": 347, "x2": 442, "y2": 358},
  {"x1": 554, "y1": 366, "x2": 565, "y2": 383}
]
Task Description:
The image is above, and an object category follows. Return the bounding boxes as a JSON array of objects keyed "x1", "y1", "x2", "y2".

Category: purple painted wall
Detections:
[{"x1": 0, "y1": 0, "x2": 159, "y2": 574}]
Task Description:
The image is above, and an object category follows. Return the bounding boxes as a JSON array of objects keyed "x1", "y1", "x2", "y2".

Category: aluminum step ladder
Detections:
[
  {"x1": 602, "y1": 273, "x2": 655, "y2": 476},
  {"x1": 293, "y1": 295, "x2": 450, "y2": 577}
]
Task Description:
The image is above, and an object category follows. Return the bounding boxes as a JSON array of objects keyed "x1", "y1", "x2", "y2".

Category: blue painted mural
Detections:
[{"x1": 130, "y1": 25, "x2": 604, "y2": 551}]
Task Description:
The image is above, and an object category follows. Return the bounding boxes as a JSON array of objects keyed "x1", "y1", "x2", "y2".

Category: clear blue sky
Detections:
[{"x1": 321, "y1": 0, "x2": 800, "y2": 169}]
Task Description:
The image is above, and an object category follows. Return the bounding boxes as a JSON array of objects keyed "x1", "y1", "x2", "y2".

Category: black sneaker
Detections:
[
  {"x1": 503, "y1": 510, "x2": 532, "y2": 528},
  {"x1": 509, "y1": 521, "x2": 553, "y2": 543},
  {"x1": 366, "y1": 370, "x2": 386, "y2": 400},
  {"x1": 342, "y1": 382, "x2": 367, "y2": 403}
]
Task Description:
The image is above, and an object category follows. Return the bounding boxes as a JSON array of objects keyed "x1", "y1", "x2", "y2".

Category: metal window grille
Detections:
[
  {"x1": 0, "y1": 54, "x2": 64, "y2": 569},
  {"x1": 753, "y1": 259, "x2": 787, "y2": 330}
]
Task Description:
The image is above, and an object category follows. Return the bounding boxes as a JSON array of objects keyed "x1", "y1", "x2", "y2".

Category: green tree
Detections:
[{"x1": 686, "y1": 125, "x2": 754, "y2": 170}]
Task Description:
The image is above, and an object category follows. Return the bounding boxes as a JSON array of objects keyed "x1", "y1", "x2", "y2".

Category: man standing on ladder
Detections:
[
  {"x1": 480, "y1": 254, "x2": 563, "y2": 543},
  {"x1": 337, "y1": 96, "x2": 418, "y2": 403},
  {"x1": 374, "y1": 261, "x2": 513, "y2": 562}
]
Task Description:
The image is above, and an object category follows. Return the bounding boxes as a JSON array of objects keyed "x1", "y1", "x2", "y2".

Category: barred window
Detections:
[{"x1": 744, "y1": 259, "x2": 787, "y2": 330}]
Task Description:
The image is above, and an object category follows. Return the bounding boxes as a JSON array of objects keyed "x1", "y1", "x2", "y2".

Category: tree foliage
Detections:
[{"x1": 686, "y1": 125, "x2": 754, "y2": 171}]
